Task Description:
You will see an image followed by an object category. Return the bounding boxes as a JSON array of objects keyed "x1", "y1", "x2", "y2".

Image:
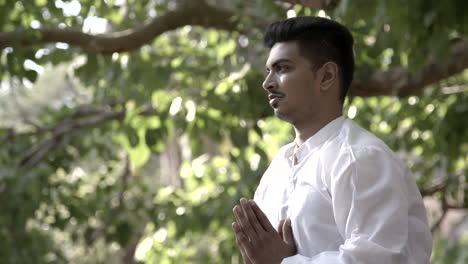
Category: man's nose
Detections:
[{"x1": 262, "y1": 74, "x2": 276, "y2": 91}]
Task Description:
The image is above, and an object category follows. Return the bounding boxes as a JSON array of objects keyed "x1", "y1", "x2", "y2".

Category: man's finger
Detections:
[
  {"x1": 277, "y1": 219, "x2": 286, "y2": 239},
  {"x1": 233, "y1": 223, "x2": 253, "y2": 264},
  {"x1": 233, "y1": 223, "x2": 255, "y2": 259},
  {"x1": 232, "y1": 223, "x2": 248, "y2": 250},
  {"x1": 235, "y1": 237, "x2": 250, "y2": 264},
  {"x1": 233, "y1": 207, "x2": 243, "y2": 228},
  {"x1": 232, "y1": 221, "x2": 241, "y2": 234},
  {"x1": 238, "y1": 234, "x2": 255, "y2": 259},
  {"x1": 233, "y1": 206, "x2": 246, "y2": 232},
  {"x1": 282, "y1": 218, "x2": 296, "y2": 248},
  {"x1": 240, "y1": 198, "x2": 266, "y2": 233},
  {"x1": 249, "y1": 200, "x2": 276, "y2": 232},
  {"x1": 234, "y1": 205, "x2": 259, "y2": 241}
]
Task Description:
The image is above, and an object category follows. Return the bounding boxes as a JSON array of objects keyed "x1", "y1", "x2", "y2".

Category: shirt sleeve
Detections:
[{"x1": 281, "y1": 147, "x2": 427, "y2": 264}]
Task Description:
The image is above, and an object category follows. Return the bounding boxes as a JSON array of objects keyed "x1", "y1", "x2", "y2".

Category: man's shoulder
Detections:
[
  {"x1": 329, "y1": 118, "x2": 393, "y2": 153},
  {"x1": 320, "y1": 119, "x2": 403, "y2": 169}
]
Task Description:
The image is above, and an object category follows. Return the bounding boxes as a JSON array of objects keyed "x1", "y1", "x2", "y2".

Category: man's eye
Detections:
[{"x1": 276, "y1": 65, "x2": 288, "y2": 72}]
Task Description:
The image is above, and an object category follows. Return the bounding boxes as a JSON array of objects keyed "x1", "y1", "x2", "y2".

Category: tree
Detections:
[{"x1": 0, "y1": 0, "x2": 466, "y2": 263}]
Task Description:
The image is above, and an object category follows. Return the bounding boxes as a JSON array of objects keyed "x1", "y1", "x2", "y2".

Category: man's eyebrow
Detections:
[{"x1": 265, "y1": 58, "x2": 293, "y2": 70}]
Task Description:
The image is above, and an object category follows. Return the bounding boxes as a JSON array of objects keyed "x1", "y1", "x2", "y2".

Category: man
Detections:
[{"x1": 232, "y1": 16, "x2": 432, "y2": 264}]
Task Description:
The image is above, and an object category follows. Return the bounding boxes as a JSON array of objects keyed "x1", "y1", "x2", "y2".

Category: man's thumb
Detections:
[{"x1": 282, "y1": 218, "x2": 295, "y2": 246}]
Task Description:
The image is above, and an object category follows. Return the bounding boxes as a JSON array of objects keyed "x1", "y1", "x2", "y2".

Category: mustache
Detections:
[{"x1": 269, "y1": 90, "x2": 285, "y2": 97}]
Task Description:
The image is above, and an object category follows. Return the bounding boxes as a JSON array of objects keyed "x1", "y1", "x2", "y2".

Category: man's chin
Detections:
[{"x1": 273, "y1": 108, "x2": 291, "y2": 122}]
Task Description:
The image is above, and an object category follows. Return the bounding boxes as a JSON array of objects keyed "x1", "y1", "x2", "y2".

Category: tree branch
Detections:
[
  {"x1": 420, "y1": 182, "x2": 446, "y2": 197},
  {"x1": 349, "y1": 40, "x2": 468, "y2": 97},
  {"x1": 446, "y1": 204, "x2": 467, "y2": 209},
  {"x1": 15, "y1": 105, "x2": 159, "y2": 170},
  {"x1": 431, "y1": 188, "x2": 449, "y2": 233},
  {"x1": 1, "y1": 105, "x2": 157, "y2": 146},
  {"x1": 278, "y1": 0, "x2": 341, "y2": 10},
  {"x1": 0, "y1": 0, "x2": 344, "y2": 53},
  {"x1": 118, "y1": 155, "x2": 131, "y2": 208},
  {"x1": 17, "y1": 109, "x2": 126, "y2": 170},
  {"x1": 0, "y1": 0, "x2": 239, "y2": 53},
  {"x1": 0, "y1": 0, "x2": 466, "y2": 97}
]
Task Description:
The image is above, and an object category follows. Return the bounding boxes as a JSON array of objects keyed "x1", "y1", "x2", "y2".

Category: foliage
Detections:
[
  {"x1": 0, "y1": 0, "x2": 467, "y2": 263},
  {"x1": 432, "y1": 236, "x2": 468, "y2": 264}
]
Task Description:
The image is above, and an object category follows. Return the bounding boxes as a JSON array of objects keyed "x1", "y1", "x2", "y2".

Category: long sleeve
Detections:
[{"x1": 281, "y1": 147, "x2": 431, "y2": 264}]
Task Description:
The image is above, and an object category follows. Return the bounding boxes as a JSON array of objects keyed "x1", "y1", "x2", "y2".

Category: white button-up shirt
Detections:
[{"x1": 254, "y1": 116, "x2": 432, "y2": 264}]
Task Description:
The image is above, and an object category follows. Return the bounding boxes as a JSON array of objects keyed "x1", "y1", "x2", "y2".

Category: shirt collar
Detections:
[{"x1": 284, "y1": 116, "x2": 345, "y2": 164}]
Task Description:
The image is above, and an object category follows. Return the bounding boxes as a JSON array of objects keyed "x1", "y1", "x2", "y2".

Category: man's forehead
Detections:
[{"x1": 266, "y1": 42, "x2": 300, "y2": 66}]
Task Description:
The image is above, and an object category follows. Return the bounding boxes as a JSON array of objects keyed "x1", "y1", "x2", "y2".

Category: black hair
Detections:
[{"x1": 264, "y1": 16, "x2": 354, "y2": 104}]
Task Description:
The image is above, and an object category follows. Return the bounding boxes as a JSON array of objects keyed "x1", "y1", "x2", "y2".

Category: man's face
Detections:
[{"x1": 263, "y1": 41, "x2": 320, "y2": 123}]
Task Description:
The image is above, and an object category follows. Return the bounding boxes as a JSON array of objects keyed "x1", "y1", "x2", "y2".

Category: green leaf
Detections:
[
  {"x1": 115, "y1": 221, "x2": 132, "y2": 247},
  {"x1": 145, "y1": 128, "x2": 159, "y2": 147},
  {"x1": 124, "y1": 125, "x2": 139, "y2": 148},
  {"x1": 25, "y1": 69, "x2": 38, "y2": 82}
]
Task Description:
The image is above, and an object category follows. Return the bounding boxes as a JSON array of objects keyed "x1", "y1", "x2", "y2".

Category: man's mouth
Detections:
[{"x1": 268, "y1": 93, "x2": 284, "y2": 107}]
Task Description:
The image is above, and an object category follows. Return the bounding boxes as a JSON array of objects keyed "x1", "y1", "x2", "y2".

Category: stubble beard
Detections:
[{"x1": 273, "y1": 106, "x2": 294, "y2": 124}]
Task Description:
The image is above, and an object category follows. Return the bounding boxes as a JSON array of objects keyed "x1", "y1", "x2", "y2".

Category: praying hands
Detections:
[{"x1": 232, "y1": 198, "x2": 296, "y2": 264}]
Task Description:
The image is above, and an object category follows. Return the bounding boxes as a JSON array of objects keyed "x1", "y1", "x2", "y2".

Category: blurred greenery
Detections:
[{"x1": 0, "y1": 0, "x2": 467, "y2": 263}]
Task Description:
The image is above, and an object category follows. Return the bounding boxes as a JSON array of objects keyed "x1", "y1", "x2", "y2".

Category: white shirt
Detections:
[{"x1": 254, "y1": 116, "x2": 432, "y2": 264}]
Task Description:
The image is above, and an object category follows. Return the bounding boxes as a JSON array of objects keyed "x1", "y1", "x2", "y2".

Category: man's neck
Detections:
[{"x1": 293, "y1": 113, "x2": 342, "y2": 146}]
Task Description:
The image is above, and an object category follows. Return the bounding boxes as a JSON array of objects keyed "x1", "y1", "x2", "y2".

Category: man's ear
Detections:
[{"x1": 318, "y1": 62, "x2": 338, "y2": 92}]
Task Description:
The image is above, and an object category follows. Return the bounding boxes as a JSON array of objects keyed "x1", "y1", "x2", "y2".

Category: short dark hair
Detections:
[{"x1": 264, "y1": 16, "x2": 354, "y2": 104}]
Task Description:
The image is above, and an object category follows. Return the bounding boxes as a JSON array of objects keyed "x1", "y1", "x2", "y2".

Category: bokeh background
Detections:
[{"x1": 0, "y1": 0, "x2": 467, "y2": 263}]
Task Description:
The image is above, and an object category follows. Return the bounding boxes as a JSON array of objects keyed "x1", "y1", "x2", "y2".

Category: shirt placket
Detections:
[{"x1": 279, "y1": 160, "x2": 300, "y2": 220}]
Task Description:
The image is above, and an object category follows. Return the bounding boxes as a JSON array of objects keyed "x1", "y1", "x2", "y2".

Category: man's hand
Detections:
[{"x1": 232, "y1": 198, "x2": 296, "y2": 264}]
